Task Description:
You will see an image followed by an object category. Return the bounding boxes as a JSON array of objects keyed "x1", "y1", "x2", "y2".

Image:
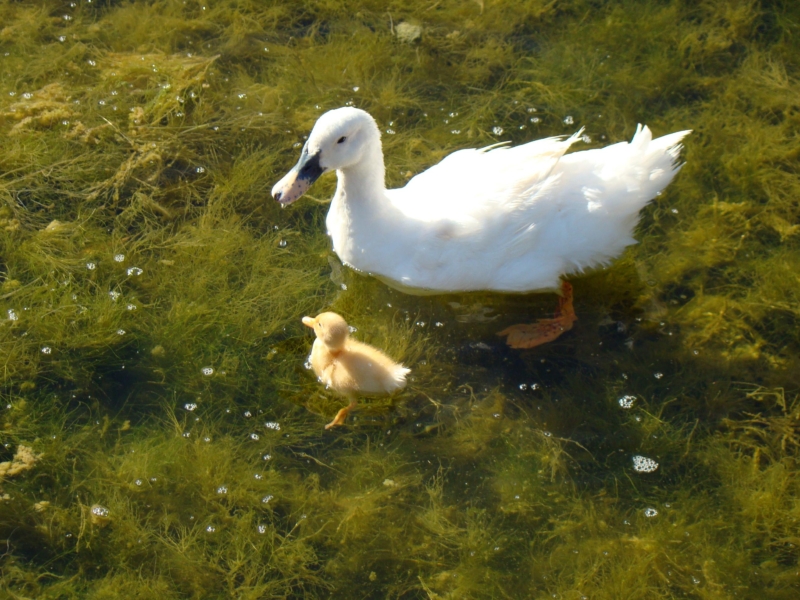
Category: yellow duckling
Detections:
[{"x1": 302, "y1": 312, "x2": 410, "y2": 429}]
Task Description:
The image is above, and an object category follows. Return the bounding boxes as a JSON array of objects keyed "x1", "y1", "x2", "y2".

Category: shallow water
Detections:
[{"x1": 1, "y1": 0, "x2": 800, "y2": 598}]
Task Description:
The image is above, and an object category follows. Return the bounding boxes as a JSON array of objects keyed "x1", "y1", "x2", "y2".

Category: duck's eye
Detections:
[{"x1": 337, "y1": 136, "x2": 347, "y2": 144}]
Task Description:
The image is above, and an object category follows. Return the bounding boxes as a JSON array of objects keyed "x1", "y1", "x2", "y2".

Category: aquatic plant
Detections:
[{"x1": 1, "y1": 0, "x2": 800, "y2": 597}]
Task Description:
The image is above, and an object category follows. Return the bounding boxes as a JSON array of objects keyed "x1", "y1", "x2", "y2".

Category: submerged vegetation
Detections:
[{"x1": 1, "y1": 0, "x2": 799, "y2": 597}]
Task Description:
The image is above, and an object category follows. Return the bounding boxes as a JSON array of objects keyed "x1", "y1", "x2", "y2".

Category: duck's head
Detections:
[
  {"x1": 272, "y1": 107, "x2": 380, "y2": 205},
  {"x1": 302, "y1": 311, "x2": 349, "y2": 351}
]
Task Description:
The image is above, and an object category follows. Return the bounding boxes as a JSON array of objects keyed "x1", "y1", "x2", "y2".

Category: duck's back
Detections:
[
  {"x1": 344, "y1": 125, "x2": 689, "y2": 294},
  {"x1": 392, "y1": 133, "x2": 576, "y2": 225},
  {"x1": 327, "y1": 340, "x2": 409, "y2": 395}
]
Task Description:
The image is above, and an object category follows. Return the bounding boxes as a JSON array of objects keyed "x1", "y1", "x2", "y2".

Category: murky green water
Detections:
[{"x1": 1, "y1": 0, "x2": 799, "y2": 598}]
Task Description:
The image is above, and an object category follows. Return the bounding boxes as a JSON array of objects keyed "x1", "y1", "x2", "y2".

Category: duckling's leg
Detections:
[
  {"x1": 497, "y1": 281, "x2": 577, "y2": 349},
  {"x1": 325, "y1": 397, "x2": 358, "y2": 429}
]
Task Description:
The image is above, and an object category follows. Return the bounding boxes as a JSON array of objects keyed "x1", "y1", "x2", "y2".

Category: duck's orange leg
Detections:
[
  {"x1": 497, "y1": 281, "x2": 577, "y2": 349},
  {"x1": 325, "y1": 397, "x2": 358, "y2": 429}
]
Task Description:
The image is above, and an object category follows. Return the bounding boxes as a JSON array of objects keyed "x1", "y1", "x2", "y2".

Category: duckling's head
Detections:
[
  {"x1": 302, "y1": 312, "x2": 349, "y2": 352},
  {"x1": 272, "y1": 107, "x2": 381, "y2": 205}
]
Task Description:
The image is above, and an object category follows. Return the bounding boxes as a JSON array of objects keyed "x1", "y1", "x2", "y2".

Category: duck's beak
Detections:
[
  {"x1": 272, "y1": 147, "x2": 324, "y2": 206},
  {"x1": 301, "y1": 316, "x2": 316, "y2": 328}
]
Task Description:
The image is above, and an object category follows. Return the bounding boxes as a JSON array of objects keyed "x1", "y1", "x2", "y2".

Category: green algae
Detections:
[{"x1": 2, "y1": 0, "x2": 800, "y2": 597}]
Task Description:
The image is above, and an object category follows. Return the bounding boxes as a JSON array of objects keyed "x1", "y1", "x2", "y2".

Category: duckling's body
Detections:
[
  {"x1": 307, "y1": 336, "x2": 409, "y2": 396},
  {"x1": 302, "y1": 312, "x2": 409, "y2": 428}
]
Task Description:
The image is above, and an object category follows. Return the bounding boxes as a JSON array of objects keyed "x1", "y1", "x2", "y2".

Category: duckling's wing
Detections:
[
  {"x1": 390, "y1": 133, "x2": 579, "y2": 226},
  {"x1": 336, "y1": 343, "x2": 409, "y2": 395}
]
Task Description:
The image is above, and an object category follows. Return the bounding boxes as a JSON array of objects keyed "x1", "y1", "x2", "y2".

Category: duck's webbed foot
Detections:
[
  {"x1": 325, "y1": 398, "x2": 358, "y2": 429},
  {"x1": 497, "y1": 281, "x2": 577, "y2": 349}
]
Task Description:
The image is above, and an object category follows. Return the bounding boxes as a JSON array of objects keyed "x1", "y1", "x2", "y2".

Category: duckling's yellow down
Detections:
[{"x1": 302, "y1": 312, "x2": 410, "y2": 428}]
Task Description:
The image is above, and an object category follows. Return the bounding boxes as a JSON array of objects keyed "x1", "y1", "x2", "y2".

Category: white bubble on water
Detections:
[
  {"x1": 618, "y1": 395, "x2": 636, "y2": 409},
  {"x1": 632, "y1": 455, "x2": 659, "y2": 473},
  {"x1": 644, "y1": 507, "x2": 659, "y2": 518}
]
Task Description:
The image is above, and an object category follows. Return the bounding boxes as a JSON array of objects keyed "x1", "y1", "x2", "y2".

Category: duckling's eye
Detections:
[{"x1": 337, "y1": 136, "x2": 347, "y2": 144}]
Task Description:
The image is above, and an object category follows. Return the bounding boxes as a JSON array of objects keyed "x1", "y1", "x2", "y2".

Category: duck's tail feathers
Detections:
[
  {"x1": 568, "y1": 127, "x2": 586, "y2": 145},
  {"x1": 604, "y1": 125, "x2": 691, "y2": 216},
  {"x1": 388, "y1": 365, "x2": 411, "y2": 391},
  {"x1": 637, "y1": 125, "x2": 691, "y2": 162}
]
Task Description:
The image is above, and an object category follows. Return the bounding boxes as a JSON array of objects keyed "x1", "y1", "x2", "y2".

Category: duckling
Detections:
[{"x1": 302, "y1": 312, "x2": 410, "y2": 429}]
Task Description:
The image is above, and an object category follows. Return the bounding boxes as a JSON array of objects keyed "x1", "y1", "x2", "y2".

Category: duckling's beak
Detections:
[
  {"x1": 272, "y1": 147, "x2": 323, "y2": 206},
  {"x1": 301, "y1": 316, "x2": 316, "y2": 328}
]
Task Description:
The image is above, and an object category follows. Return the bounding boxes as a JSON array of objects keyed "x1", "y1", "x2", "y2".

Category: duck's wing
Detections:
[
  {"x1": 389, "y1": 132, "x2": 581, "y2": 227},
  {"x1": 336, "y1": 342, "x2": 409, "y2": 395}
]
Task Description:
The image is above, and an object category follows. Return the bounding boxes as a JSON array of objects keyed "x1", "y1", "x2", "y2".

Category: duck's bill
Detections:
[
  {"x1": 271, "y1": 150, "x2": 323, "y2": 205},
  {"x1": 301, "y1": 316, "x2": 315, "y2": 328}
]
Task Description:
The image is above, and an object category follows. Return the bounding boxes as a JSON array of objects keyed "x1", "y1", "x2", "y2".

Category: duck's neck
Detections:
[
  {"x1": 328, "y1": 137, "x2": 395, "y2": 270},
  {"x1": 336, "y1": 138, "x2": 387, "y2": 206}
]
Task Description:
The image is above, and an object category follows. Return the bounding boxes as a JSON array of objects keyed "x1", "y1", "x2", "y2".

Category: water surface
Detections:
[{"x1": 1, "y1": 1, "x2": 799, "y2": 598}]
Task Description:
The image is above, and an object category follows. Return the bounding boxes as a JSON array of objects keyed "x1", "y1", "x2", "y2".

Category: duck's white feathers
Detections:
[{"x1": 316, "y1": 110, "x2": 689, "y2": 293}]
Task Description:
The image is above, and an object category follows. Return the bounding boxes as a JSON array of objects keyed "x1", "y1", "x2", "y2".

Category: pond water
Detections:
[{"x1": 1, "y1": 1, "x2": 799, "y2": 598}]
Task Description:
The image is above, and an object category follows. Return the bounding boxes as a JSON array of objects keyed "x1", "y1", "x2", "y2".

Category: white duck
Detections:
[{"x1": 273, "y1": 108, "x2": 689, "y2": 348}]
